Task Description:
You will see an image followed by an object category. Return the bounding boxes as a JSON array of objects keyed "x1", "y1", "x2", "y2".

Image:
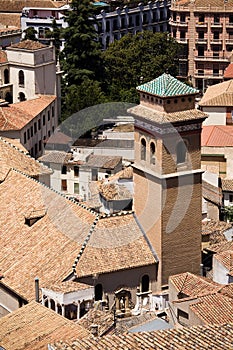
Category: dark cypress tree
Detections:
[{"x1": 61, "y1": 0, "x2": 102, "y2": 86}]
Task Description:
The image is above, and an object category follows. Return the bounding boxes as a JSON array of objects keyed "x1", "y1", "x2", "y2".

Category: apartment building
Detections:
[
  {"x1": 169, "y1": 0, "x2": 233, "y2": 92},
  {"x1": 96, "y1": 0, "x2": 171, "y2": 50}
]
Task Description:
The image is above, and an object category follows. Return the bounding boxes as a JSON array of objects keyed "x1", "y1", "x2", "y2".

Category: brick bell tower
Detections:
[{"x1": 129, "y1": 73, "x2": 207, "y2": 288}]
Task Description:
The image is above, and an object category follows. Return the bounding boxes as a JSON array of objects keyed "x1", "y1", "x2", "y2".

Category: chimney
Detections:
[{"x1": 35, "y1": 277, "x2": 39, "y2": 303}]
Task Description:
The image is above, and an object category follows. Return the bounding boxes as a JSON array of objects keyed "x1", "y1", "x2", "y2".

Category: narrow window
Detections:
[
  {"x1": 150, "y1": 142, "x2": 156, "y2": 164},
  {"x1": 95, "y1": 284, "x2": 103, "y2": 301},
  {"x1": 62, "y1": 165, "x2": 67, "y2": 174},
  {"x1": 141, "y1": 274, "x2": 150, "y2": 293},
  {"x1": 141, "y1": 138, "x2": 146, "y2": 161},
  {"x1": 4, "y1": 69, "x2": 9, "y2": 84},
  {"x1": 61, "y1": 179, "x2": 67, "y2": 191},
  {"x1": 18, "y1": 70, "x2": 24, "y2": 86},
  {"x1": 176, "y1": 141, "x2": 187, "y2": 164}
]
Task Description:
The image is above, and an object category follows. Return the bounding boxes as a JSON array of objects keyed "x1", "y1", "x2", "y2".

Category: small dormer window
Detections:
[
  {"x1": 25, "y1": 207, "x2": 46, "y2": 227},
  {"x1": 141, "y1": 138, "x2": 146, "y2": 161}
]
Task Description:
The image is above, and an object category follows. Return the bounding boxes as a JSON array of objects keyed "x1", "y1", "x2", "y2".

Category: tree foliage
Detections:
[
  {"x1": 61, "y1": 0, "x2": 102, "y2": 86},
  {"x1": 23, "y1": 27, "x2": 37, "y2": 41},
  {"x1": 102, "y1": 31, "x2": 180, "y2": 102}
]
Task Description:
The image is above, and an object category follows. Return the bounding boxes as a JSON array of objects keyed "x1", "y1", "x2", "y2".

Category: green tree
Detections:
[
  {"x1": 223, "y1": 206, "x2": 233, "y2": 222},
  {"x1": 61, "y1": 79, "x2": 107, "y2": 121},
  {"x1": 102, "y1": 31, "x2": 181, "y2": 102},
  {"x1": 61, "y1": 0, "x2": 102, "y2": 86},
  {"x1": 23, "y1": 27, "x2": 37, "y2": 41},
  {"x1": 45, "y1": 19, "x2": 62, "y2": 61}
]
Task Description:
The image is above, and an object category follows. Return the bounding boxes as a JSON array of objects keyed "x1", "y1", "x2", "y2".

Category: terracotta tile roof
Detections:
[
  {"x1": 0, "y1": 0, "x2": 66, "y2": 12},
  {"x1": 108, "y1": 166, "x2": 133, "y2": 181},
  {"x1": 206, "y1": 240, "x2": 233, "y2": 253},
  {"x1": 0, "y1": 136, "x2": 51, "y2": 176},
  {"x1": 224, "y1": 63, "x2": 233, "y2": 79},
  {"x1": 77, "y1": 309, "x2": 114, "y2": 337},
  {"x1": 214, "y1": 250, "x2": 233, "y2": 275},
  {"x1": 38, "y1": 151, "x2": 72, "y2": 164},
  {"x1": 222, "y1": 179, "x2": 233, "y2": 191},
  {"x1": 199, "y1": 80, "x2": 233, "y2": 107},
  {"x1": 45, "y1": 130, "x2": 73, "y2": 145},
  {"x1": 202, "y1": 180, "x2": 222, "y2": 205},
  {"x1": 201, "y1": 125, "x2": 233, "y2": 147},
  {"x1": 74, "y1": 213, "x2": 157, "y2": 278},
  {"x1": 2, "y1": 136, "x2": 28, "y2": 152},
  {"x1": 137, "y1": 73, "x2": 198, "y2": 97},
  {"x1": 202, "y1": 220, "x2": 230, "y2": 245},
  {"x1": 0, "y1": 14, "x2": 21, "y2": 27},
  {"x1": 219, "y1": 283, "x2": 233, "y2": 299},
  {"x1": 13, "y1": 95, "x2": 56, "y2": 117},
  {"x1": 169, "y1": 272, "x2": 221, "y2": 297},
  {"x1": 51, "y1": 323, "x2": 233, "y2": 349},
  {"x1": 190, "y1": 293, "x2": 233, "y2": 325},
  {"x1": 9, "y1": 39, "x2": 46, "y2": 50},
  {"x1": 174, "y1": 0, "x2": 233, "y2": 9},
  {"x1": 0, "y1": 301, "x2": 89, "y2": 350},
  {"x1": 0, "y1": 169, "x2": 97, "y2": 300},
  {"x1": 99, "y1": 181, "x2": 132, "y2": 201},
  {"x1": 129, "y1": 105, "x2": 207, "y2": 124},
  {"x1": 85, "y1": 155, "x2": 122, "y2": 169},
  {"x1": 0, "y1": 95, "x2": 56, "y2": 130},
  {"x1": 43, "y1": 281, "x2": 92, "y2": 294}
]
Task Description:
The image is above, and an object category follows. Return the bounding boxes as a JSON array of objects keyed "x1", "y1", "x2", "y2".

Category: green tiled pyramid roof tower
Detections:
[{"x1": 137, "y1": 73, "x2": 198, "y2": 97}]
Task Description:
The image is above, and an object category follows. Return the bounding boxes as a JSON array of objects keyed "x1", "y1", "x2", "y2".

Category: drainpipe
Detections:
[{"x1": 35, "y1": 277, "x2": 40, "y2": 303}]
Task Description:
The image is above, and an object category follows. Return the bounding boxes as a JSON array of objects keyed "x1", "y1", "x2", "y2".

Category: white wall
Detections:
[
  {"x1": 202, "y1": 106, "x2": 226, "y2": 126},
  {"x1": 213, "y1": 256, "x2": 229, "y2": 284}
]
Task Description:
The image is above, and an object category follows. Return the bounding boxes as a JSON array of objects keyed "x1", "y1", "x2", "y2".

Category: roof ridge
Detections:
[
  {"x1": 133, "y1": 212, "x2": 159, "y2": 262},
  {"x1": 0, "y1": 136, "x2": 28, "y2": 155},
  {"x1": 72, "y1": 215, "x2": 100, "y2": 277}
]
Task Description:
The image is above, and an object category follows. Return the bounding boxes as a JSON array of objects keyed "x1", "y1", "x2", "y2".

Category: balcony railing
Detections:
[
  {"x1": 211, "y1": 22, "x2": 223, "y2": 27},
  {"x1": 210, "y1": 39, "x2": 222, "y2": 44},
  {"x1": 195, "y1": 55, "x2": 228, "y2": 62},
  {"x1": 226, "y1": 38, "x2": 233, "y2": 44},
  {"x1": 196, "y1": 22, "x2": 207, "y2": 27},
  {"x1": 196, "y1": 38, "x2": 207, "y2": 44},
  {"x1": 177, "y1": 37, "x2": 188, "y2": 43}
]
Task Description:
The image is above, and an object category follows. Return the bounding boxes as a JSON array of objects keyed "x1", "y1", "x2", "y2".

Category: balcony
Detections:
[
  {"x1": 211, "y1": 22, "x2": 223, "y2": 28},
  {"x1": 210, "y1": 38, "x2": 222, "y2": 44},
  {"x1": 194, "y1": 55, "x2": 228, "y2": 62},
  {"x1": 196, "y1": 38, "x2": 207, "y2": 44},
  {"x1": 226, "y1": 38, "x2": 233, "y2": 44},
  {"x1": 226, "y1": 23, "x2": 233, "y2": 28},
  {"x1": 196, "y1": 22, "x2": 207, "y2": 28},
  {"x1": 177, "y1": 37, "x2": 188, "y2": 44}
]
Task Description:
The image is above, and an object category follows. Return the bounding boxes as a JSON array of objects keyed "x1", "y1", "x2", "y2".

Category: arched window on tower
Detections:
[
  {"x1": 141, "y1": 138, "x2": 146, "y2": 161},
  {"x1": 150, "y1": 142, "x2": 156, "y2": 165},
  {"x1": 18, "y1": 92, "x2": 26, "y2": 102},
  {"x1": 141, "y1": 274, "x2": 150, "y2": 293},
  {"x1": 4, "y1": 69, "x2": 9, "y2": 84},
  {"x1": 176, "y1": 141, "x2": 187, "y2": 164},
  {"x1": 18, "y1": 70, "x2": 24, "y2": 87}
]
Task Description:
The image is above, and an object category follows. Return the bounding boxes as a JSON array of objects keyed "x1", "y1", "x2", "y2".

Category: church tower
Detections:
[{"x1": 129, "y1": 74, "x2": 207, "y2": 288}]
